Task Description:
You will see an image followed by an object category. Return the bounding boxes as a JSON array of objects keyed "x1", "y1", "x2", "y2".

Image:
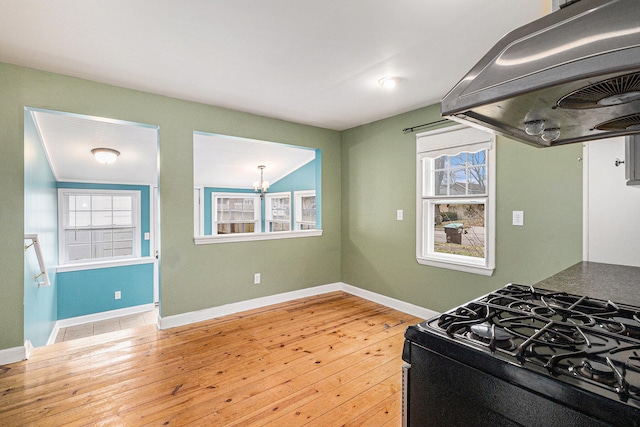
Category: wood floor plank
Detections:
[{"x1": 0, "y1": 292, "x2": 423, "y2": 426}]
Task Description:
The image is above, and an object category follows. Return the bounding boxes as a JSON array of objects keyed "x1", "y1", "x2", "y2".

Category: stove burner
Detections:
[
  {"x1": 575, "y1": 360, "x2": 618, "y2": 386},
  {"x1": 469, "y1": 323, "x2": 514, "y2": 350},
  {"x1": 530, "y1": 306, "x2": 596, "y2": 327}
]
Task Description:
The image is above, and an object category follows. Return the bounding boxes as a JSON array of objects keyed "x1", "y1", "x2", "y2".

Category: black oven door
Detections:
[{"x1": 402, "y1": 339, "x2": 611, "y2": 427}]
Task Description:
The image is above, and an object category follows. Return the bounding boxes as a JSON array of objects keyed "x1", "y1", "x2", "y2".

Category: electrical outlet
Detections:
[
  {"x1": 397, "y1": 209, "x2": 404, "y2": 221},
  {"x1": 254, "y1": 273, "x2": 261, "y2": 285},
  {"x1": 115, "y1": 290, "x2": 121, "y2": 300}
]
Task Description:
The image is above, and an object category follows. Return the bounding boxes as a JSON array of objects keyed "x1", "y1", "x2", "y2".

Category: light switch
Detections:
[
  {"x1": 397, "y1": 210, "x2": 404, "y2": 221},
  {"x1": 512, "y1": 211, "x2": 524, "y2": 226},
  {"x1": 144, "y1": 232, "x2": 150, "y2": 240}
]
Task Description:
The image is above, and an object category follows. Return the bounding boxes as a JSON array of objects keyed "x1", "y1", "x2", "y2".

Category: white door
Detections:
[{"x1": 583, "y1": 137, "x2": 640, "y2": 267}]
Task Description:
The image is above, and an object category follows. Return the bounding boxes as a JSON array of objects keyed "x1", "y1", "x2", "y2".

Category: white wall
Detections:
[{"x1": 584, "y1": 137, "x2": 640, "y2": 267}]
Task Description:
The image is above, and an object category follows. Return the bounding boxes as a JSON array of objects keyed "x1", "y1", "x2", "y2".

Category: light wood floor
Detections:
[{"x1": 0, "y1": 291, "x2": 422, "y2": 426}]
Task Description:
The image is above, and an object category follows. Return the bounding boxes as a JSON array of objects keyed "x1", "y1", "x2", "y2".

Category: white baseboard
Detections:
[
  {"x1": 0, "y1": 342, "x2": 30, "y2": 365},
  {"x1": 56, "y1": 303, "x2": 157, "y2": 329},
  {"x1": 339, "y1": 283, "x2": 440, "y2": 320},
  {"x1": 159, "y1": 282, "x2": 439, "y2": 330},
  {"x1": 159, "y1": 283, "x2": 343, "y2": 329},
  {"x1": 47, "y1": 323, "x2": 61, "y2": 346}
]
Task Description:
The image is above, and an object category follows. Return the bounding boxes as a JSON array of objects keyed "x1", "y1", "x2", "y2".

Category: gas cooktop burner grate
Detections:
[
  {"x1": 558, "y1": 72, "x2": 640, "y2": 109},
  {"x1": 424, "y1": 284, "x2": 640, "y2": 405},
  {"x1": 595, "y1": 113, "x2": 640, "y2": 131}
]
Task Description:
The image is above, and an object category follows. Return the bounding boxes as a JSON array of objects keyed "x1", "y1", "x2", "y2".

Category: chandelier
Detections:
[{"x1": 253, "y1": 165, "x2": 270, "y2": 197}]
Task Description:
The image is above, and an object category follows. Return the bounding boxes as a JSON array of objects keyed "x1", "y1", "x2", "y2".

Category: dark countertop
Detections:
[{"x1": 535, "y1": 261, "x2": 640, "y2": 307}]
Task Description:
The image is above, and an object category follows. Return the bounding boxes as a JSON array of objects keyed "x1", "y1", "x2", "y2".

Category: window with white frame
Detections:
[
  {"x1": 294, "y1": 190, "x2": 316, "y2": 230},
  {"x1": 59, "y1": 189, "x2": 140, "y2": 264},
  {"x1": 265, "y1": 192, "x2": 291, "y2": 232},
  {"x1": 213, "y1": 193, "x2": 261, "y2": 234},
  {"x1": 416, "y1": 125, "x2": 495, "y2": 276}
]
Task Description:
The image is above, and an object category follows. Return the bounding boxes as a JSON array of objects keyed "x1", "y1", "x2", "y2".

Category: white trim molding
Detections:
[
  {"x1": 55, "y1": 303, "x2": 156, "y2": 329},
  {"x1": 57, "y1": 256, "x2": 156, "y2": 273},
  {"x1": 159, "y1": 282, "x2": 439, "y2": 330},
  {"x1": 0, "y1": 342, "x2": 31, "y2": 365},
  {"x1": 194, "y1": 229, "x2": 322, "y2": 245}
]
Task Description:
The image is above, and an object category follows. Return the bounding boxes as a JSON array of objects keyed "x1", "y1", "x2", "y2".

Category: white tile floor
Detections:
[{"x1": 54, "y1": 307, "x2": 158, "y2": 343}]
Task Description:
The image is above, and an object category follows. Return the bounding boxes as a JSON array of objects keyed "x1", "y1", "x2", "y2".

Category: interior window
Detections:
[{"x1": 193, "y1": 132, "x2": 322, "y2": 244}]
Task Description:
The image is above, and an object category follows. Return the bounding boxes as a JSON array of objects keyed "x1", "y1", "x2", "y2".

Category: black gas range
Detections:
[{"x1": 402, "y1": 284, "x2": 640, "y2": 426}]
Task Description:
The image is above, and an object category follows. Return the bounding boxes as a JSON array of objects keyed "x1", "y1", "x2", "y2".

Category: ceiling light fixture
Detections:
[
  {"x1": 378, "y1": 76, "x2": 399, "y2": 89},
  {"x1": 91, "y1": 148, "x2": 120, "y2": 164},
  {"x1": 253, "y1": 165, "x2": 270, "y2": 197}
]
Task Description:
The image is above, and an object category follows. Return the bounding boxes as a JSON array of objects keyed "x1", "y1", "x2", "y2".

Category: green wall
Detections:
[
  {"x1": 2, "y1": 60, "x2": 584, "y2": 353},
  {"x1": 340, "y1": 104, "x2": 583, "y2": 313},
  {"x1": 1, "y1": 62, "x2": 342, "y2": 351}
]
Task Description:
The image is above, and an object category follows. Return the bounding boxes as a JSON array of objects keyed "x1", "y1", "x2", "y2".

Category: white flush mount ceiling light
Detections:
[
  {"x1": 378, "y1": 76, "x2": 399, "y2": 89},
  {"x1": 91, "y1": 148, "x2": 120, "y2": 164}
]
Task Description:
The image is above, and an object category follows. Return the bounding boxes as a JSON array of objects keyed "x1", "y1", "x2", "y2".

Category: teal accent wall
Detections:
[
  {"x1": 270, "y1": 158, "x2": 320, "y2": 229},
  {"x1": 270, "y1": 158, "x2": 317, "y2": 192},
  {"x1": 57, "y1": 263, "x2": 154, "y2": 319},
  {"x1": 340, "y1": 104, "x2": 583, "y2": 313},
  {"x1": 57, "y1": 182, "x2": 152, "y2": 257},
  {"x1": 24, "y1": 109, "x2": 58, "y2": 347}
]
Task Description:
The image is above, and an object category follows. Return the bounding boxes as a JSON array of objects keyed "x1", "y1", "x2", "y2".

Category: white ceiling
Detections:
[
  {"x1": 1, "y1": 1, "x2": 548, "y2": 131},
  {"x1": 12, "y1": 1, "x2": 549, "y2": 186},
  {"x1": 193, "y1": 133, "x2": 316, "y2": 188},
  {"x1": 30, "y1": 109, "x2": 159, "y2": 186}
]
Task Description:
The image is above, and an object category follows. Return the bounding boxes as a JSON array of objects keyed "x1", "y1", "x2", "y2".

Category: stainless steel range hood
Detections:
[{"x1": 441, "y1": 0, "x2": 640, "y2": 147}]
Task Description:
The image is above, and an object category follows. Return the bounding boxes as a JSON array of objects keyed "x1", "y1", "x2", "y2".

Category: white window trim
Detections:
[
  {"x1": 265, "y1": 191, "x2": 292, "y2": 232},
  {"x1": 294, "y1": 190, "x2": 317, "y2": 230},
  {"x1": 212, "y1": 192, "x2": 261, "y2": 235},
  {"x1": 195, "y1": 229, "x2": 323, "y2": 244},
  {"x1": 57, "y1": 256, "x2": 155, "y2": 273},
  {"x1": 57, "y1": 188, "x2": 142, "y2": 266},
  {"x1": 416, "y1": 124, "x2": 496, "y2": 276}
]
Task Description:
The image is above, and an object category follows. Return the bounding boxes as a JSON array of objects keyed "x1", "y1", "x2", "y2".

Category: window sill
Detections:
[
  {"x1": 57, "y1": 257, "x2": 156, "y2": 273},
  {"x1": 194, "y1": 229, "x2": 323, "y2": 245},
  {"x1": 416, "y1": 256, "x2": 494, "y2": 276}
]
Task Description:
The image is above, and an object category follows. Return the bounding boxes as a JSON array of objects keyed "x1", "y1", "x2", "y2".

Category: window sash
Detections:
[
  {"x1": 422, "y1": 199, "x2": 487, "y2": 266},
  {"x1": 265, "y1": 193, "x2": 291, "y2": 232},
  {"x1": 416, "y1": 125, "x2": 495, "y2": 275},
  {"x1": 294, "y1": 191, "x2": 316, "y2": 230},
  {"x1": 213, "y1": 194, "x2": 260, "y2": 234},
  {"x1": 59, "y1": 190, "x2": 139, "y2": 264}
]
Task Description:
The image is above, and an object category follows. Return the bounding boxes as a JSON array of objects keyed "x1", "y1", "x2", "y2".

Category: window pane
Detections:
[
  {"x1": 112, "y1": 229, "x2": 133, "y2": 241},
  {"x1": 92, "y1": 195, "x2": 112, "y2": 211},
  {"x1": 70, "y1": 211, "x2": 92, "y2": 227},
  {"x1": 113, "y1": 210, "x2": 133, "y2": 226},
  {"x1": 469, "y1": 164, "x2": 487, "y2": 195},
  {"x1": 94, "y1": 242, "x2": 113, "y2": 258},
  {"x1": 92, "y1": 211, "x2": 112, "y2": 226},
  {"x1": 270, "y1": 222, "x2": 290, "y2": 232},
  {"x1": 113, "y1": 196, "x2": 132, "y2": 210},
  {"x1": 431, "y1": 149, "x2": 487, "y2": 197},
  {"x1": 67, "y1": 244, "x2": 92, "y2": 261},
  {"x1": 433, "y1": 202, "x2": 485, "y2": 258},
  {"x1": 301, "y1": 196, "x2": 316, "y2": 222},
  {"x1": 75, "y1": 195, "x2": 91, "y2": 211},
  {"x1": 66, "y1": 229, "x2": 91, "y2": 244},
  {"x1": 217, "y1": 222, "x2": 255, "y2": 234}
]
